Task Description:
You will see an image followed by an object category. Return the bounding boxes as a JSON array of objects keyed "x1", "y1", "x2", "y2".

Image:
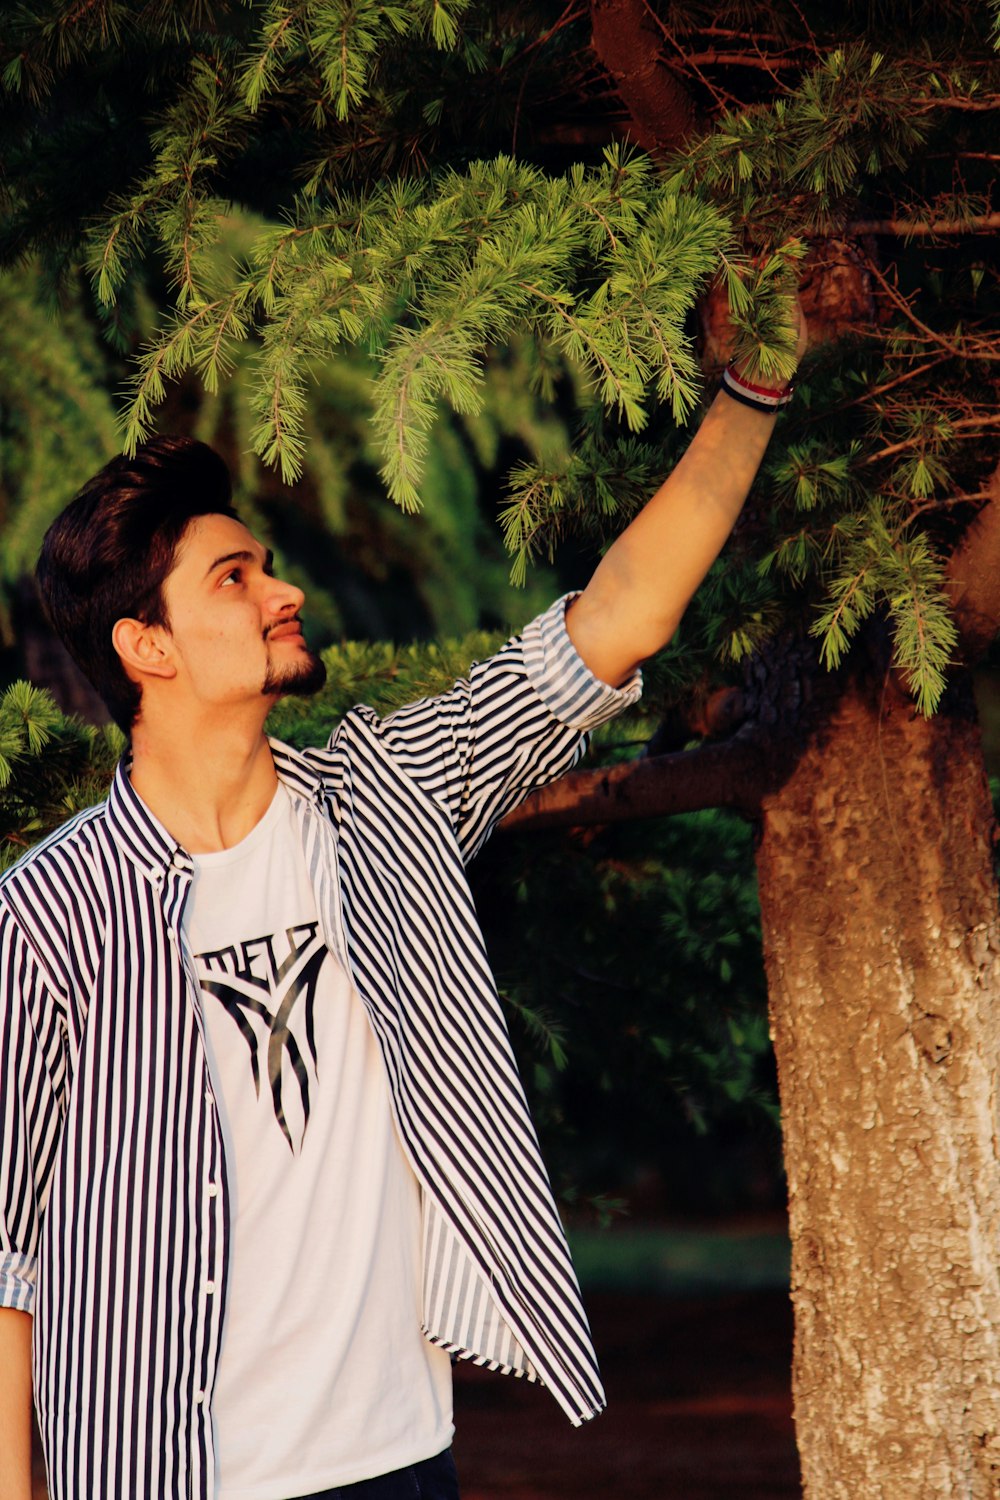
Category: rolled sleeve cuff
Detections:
[
  {"x1": 0, "y1": 1251, "x2": 36, "y2": 1314},
  {"x1": 521, "y1": 593, "x2": 643, "y2": 732}
]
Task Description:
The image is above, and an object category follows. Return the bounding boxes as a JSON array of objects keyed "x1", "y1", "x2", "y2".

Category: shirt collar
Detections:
[
  {"x1": 267, "y1": 736, "x2": 327, "y2": 804},
  {"x1": 105, "y1": 737, "x2": 326, "y2": 883},
  {"x1": 106, "y1": 758, "x2": 190, "y2": 885}
]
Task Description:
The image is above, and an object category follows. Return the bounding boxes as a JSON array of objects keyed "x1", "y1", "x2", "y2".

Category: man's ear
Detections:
[{"x1": 111, "y1": 618, "x2": 178, "y2": 684}]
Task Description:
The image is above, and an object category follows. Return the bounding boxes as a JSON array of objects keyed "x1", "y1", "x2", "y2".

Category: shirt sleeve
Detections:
[
  {"x1": 370, "y1": 593, "x2": 642, "y2": 862},
  {"x1": 520, "y1": 591, "x2": 643, "y2": 731},
  {"x1": 0, "y1": 905, "x2": 67, "y2": 1316}
]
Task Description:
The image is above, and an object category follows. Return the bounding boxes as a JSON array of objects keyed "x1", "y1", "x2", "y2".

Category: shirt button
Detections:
[
  {"x1": 195, "y1": 1391, "x2": 205, "y2": 1405},
  {"x1": 204, "y1": 1280, "x2": 216, "y2": 1294},
  {"x1": 204, "y1": 1091, "x2": 214, "y2": 1104},
  {"x1": 207, "y1": 1182, "x2": 219, "y2": 1197}
]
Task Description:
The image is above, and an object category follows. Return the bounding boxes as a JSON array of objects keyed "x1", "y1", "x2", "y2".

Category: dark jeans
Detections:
[{"x1": 289, "y1": 1448, "x2": 460, "y2": 1500}]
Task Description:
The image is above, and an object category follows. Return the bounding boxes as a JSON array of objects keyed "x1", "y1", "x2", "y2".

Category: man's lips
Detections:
[{"x1": 266, "y1": 621, "x2": 306, "y2": 643}]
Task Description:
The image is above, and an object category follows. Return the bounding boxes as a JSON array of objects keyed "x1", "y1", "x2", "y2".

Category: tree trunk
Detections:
[
  {"x1": 590, "y1": 0, "x2": 697, "y2": 153},
  {"x1": 756, "y1": 658, "x2": 1000, "y2": 1496}
]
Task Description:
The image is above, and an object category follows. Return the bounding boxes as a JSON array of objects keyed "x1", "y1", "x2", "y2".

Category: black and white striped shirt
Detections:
[{"x1": 0, "y1": 596, "x2": 640, "y2": 1500}]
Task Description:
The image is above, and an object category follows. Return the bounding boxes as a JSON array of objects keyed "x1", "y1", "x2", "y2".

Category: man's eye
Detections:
[{"x1": 220, "y1": 568, "x2": 242, "y2": 587}]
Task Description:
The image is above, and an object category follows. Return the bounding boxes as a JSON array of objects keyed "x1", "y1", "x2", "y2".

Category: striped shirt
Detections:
[{"x1": 0, "y1": 595, "x2": 640, "y2": 1500}]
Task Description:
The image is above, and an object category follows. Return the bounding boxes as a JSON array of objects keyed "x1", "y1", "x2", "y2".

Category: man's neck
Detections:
[{"x1": 128, "y1": 713, "x2": 280, "y2": 855}]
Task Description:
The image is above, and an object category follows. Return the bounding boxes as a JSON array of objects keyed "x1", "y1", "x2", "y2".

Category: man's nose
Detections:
[{"x1": 268, "y1": 575, "x2": 306, "y2": 614}]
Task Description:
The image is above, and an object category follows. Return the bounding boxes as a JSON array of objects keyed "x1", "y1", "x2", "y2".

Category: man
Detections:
[{"x1": 0, "y1": 344, "x2": 799, "y2": 1500}]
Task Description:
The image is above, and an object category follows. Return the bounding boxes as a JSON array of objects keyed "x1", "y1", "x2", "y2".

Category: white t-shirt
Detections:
[{"x1": 184, "y1": 783, "x2": 453, "y2": 1500}]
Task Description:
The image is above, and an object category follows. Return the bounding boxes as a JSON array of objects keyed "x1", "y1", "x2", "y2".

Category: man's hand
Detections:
[
  {"x1": 566, "y1": 297, "x2": 806, "y2": 688},
  {"x1": 0, "y1": 1307, "x2": 34, "y2": 1500}
]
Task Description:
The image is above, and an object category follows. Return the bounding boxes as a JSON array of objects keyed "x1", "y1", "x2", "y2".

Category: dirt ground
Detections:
[{"x1": 452, "y1": 1289, "x2": 800, "y2": 1500}]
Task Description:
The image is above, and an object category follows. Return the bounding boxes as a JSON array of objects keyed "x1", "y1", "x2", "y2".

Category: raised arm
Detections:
[
  {"x1": 565, "y1": 334, "x2": 804, "y2": 688},
  {"x1": 361, "y1": 320, "x2": 803, "y2": 851}
]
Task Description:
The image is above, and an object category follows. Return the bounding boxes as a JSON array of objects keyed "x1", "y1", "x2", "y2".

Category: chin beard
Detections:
[{"x1": 261, "y1": 650, "x2": 327, "y2": 698}]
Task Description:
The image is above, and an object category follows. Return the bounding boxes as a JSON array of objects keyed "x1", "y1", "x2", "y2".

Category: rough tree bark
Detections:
[{"x1": 756, "y1": 648, "x2": 1000, "y2": 1497}]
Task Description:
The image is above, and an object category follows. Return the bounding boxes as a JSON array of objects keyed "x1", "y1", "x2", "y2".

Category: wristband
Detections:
[{"x1": 721, "y1": 364, "x2": 794, "y2": 412}]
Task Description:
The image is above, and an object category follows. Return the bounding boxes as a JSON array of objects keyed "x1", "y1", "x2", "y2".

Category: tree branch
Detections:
[
  {"x1": 501, "y1": 731, "x2": 770, "y2": 833},
  {"x1": 860, "y1": 251, "x2": 1000, "y2": 361},
  {"x1": 913, "y1": 95, "x2": 1000, "y2": 113},
  {"x1": 846, "y1": 211, "x2": 1000, "y2": 237},
  {"x1": 859, "y1": 415, "x2": 1000, "y2": 468},
  {"x1": 679, "y1": 50, "x2": 807, "y2": 70},
  {"x1": 504, "y1": 630, "x2": 823, "y2": 833}
]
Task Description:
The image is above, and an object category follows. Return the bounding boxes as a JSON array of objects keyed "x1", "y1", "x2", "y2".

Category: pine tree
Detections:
[{"x1": 3, "y1": 3, "x2": 1000, "y2": 1493}]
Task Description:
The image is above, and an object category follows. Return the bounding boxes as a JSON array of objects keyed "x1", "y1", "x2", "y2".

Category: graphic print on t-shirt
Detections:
[{"x1": 195, "y1": 922, "x2": 328, "y2": 1152}]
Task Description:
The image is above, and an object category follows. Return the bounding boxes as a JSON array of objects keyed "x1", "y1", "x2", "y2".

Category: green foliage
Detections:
[
  {"x1": 715, "y1": 244, "x2": 805, "y2": 388},
  {"x1": 655, "y1": 24, "x2": 997, "y2": 716},
  {"x1": 0, "y1": 681, "x2": 63, "y2": 786},
  {"x1": 0, "y1": 682, "x2": 124, "y2": 872},
  {"x1": 0, "y1": 264, "x2": 119, "y2": 605},
  {"x1": 672, "y1": 44, "x2": 946, "y2": 238},
  {"x1": 500, "y1": 430, "x2": 661, "y2": 587},
  {"x1": 475, "y1": 794, "x2": 778, "y2": 1207},
  {"x1": 810, "y1": 500, "x2": 958, "y2": 714},
  {"x1": 765, "y1": 440, "x2": 863, "y2": 518},
  {"x1": 100, "y1": 149, "x2": 730, "y2": 502},
  {"x1": 695, "y1": 560, "x2": 786, "y2": 668},
  {"x1": 750, "y1": 349, "x2": 973, "y2": 714},
  {"x1": 0, "y1": 251, "x2": 558, "y2": 650},
  {"x1": 6, "y1": 0, "x2": 994, "y2": 717}
]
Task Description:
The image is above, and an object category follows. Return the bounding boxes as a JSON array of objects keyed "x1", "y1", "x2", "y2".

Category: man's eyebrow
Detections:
[{"x1": 203, "y1": 547, "x2": 274, "y2": 579}]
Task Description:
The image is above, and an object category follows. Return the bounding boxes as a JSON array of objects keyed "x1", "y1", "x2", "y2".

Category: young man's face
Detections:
[{"x1": 151, "y1": 513, "x2": 326, "y2": 712}]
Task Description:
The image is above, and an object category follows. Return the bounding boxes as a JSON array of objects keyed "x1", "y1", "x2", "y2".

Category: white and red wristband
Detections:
[{"x1": 721, "y1": 364, "x2": 795, "y2": 412}]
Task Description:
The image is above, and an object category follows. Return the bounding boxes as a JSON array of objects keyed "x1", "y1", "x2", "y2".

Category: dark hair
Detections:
[{"x1": 36, "y1": 437, "x2": 239, "y2": 734}]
